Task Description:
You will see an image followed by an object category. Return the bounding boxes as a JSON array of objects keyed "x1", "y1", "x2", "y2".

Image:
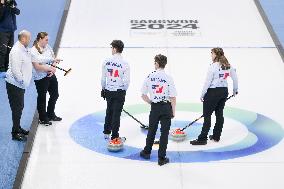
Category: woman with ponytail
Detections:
[
  {"x1": 190, "y1": 47, "x2": 238, "y2": 145},
  {"x1": 31, "y1": 32, "x2": 62, "y2": 126}
]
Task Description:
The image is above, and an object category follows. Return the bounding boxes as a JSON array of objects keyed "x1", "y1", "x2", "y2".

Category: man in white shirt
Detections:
[
  {"x1": 139, "y1": 54, "x2": 177, "y2": 166},
  {"x1": 5, "y1": 30, "x2": 32, "y2": 141},
  {"x1": 101, "y1": 40, "x2": 130, "y2": 142}
]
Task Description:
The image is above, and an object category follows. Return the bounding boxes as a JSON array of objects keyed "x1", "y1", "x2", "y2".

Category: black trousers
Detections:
[
  {"x1": 6, "y1": 82, "x2": 25, "y2": 133},
  {"x1": 34, "y1": 75, "x2": 59, "y2": 121},
  {"x1": 144, "y1": 102, "x2": 172, "y2": 159},
  {"x1": 198, "y1": 87, "x2": 228, "y2": 141},
  {"x1": 0, "y1": 32, "x2": 14, "y2": 72},
  {"x1": 103, "y1": 89, "x2": 126, "y2": 140}
]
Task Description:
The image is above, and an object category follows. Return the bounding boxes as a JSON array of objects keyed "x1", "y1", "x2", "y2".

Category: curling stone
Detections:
[
  {"x1": 107, "y1": 137, "x2": 126, "y2": 152},
  {"x1": 170, "y1": 128, "x2": 187, "y2": 142}
]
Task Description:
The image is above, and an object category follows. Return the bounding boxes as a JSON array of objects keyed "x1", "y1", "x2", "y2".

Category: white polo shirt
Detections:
[
  {"x1": 141, "y1": 69, "x2": 177, "y2": 103},
  {"x1": 5, "y1": 41, "x2": 32, "y2": 89},
  {"x1": 101, "y1": 54, "x2": 130, "y2": 91},
  {"x1": 31, "y1": 44, "x2": 55, "y2": 80},
  {"x1": 201, "y1": 62, "x2": 238, "y2": 98}
]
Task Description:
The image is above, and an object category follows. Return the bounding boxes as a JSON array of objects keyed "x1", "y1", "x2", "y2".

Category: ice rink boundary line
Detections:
[
  {"x1": 254, "y1": 0, "x2": 284, "y2": 62},
  {"x1": 59, "y1": 46, "x2": 277, "y2": 49},
  {"x1": 13, "y1": 0, "x2": 72, "y2": 188}
]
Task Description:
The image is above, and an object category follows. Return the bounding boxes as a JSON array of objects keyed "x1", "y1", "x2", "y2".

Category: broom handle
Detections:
[
  {"x1": 181, "y1": 95, "x2": 234, "y2": 131},
  {"x1": 47, "y1": 62, "x2": 68, "y2": 72},
  {"x1": 122, "y1": 109, "x2": 148, "y2": 128}
]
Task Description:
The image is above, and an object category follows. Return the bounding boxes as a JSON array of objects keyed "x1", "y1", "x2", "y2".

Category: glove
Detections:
[
  {"x1": 233, "y1": 89, "x2": 238, "y2": 96},
  {"x1": 101, "y1": 89, "x2": 106, "y2": 100},
  {"x1": 11, "y1": 7, "x2": 20, "y2": 15}
]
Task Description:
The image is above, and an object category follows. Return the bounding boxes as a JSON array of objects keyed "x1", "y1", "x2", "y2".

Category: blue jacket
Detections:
[{"x1": 0, "y1": 1, "x2": 20, "y2": 32}]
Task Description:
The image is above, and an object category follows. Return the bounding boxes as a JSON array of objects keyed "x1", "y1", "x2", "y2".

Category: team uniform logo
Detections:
[
  {"x1": 219, "y1": 72, "x2": 230, "y2": 79},
  {"x1": 149, "y1": 76, "x2": 168, "y2": 101},
  {"x1": 152, "y1": 84, "x2": 164, "y2": 93},
  {"x1": 218, "y1": 67, "x2": 231, "y2": 80},
  {"x1": 105, "y1": 61, "x2": 123, "y2": 84}
]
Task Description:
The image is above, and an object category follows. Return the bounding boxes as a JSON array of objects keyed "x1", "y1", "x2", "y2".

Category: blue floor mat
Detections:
[{"x1": 0, "y1": 79, "x2": 37, "y2": 189}]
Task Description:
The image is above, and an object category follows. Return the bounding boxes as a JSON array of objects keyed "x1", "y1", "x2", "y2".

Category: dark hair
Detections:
[
  {"x1": 211, "y1": 47, "x2": 230, "y2": 70},
  {"x1": 110, "y1": 40, "x2": 124, "y2": 53},
  {"x1": 154, "y1": 54, "x2": 167, "y2": 68},
  {"x1": 33, "y1": 32, "x2": 48, "y2": 54}
]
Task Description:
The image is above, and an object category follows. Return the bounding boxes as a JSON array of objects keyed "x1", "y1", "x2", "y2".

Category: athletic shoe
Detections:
[
  {"x1": 209, "y1": 135, "x2": 220, "y2": 142},
  {"x1": 158, "y1": 157, "x2": 169, "y2": 166},
  {"x1": 48, "y1": 115, "x2": 62, "y2": 121},
  {"x1": 19, "y1": 127, "x2": 29, "y2": 135},
  {"x1": 39, "y1": 120, "x2": 52, "y2": 126},
  {"x1": 12, "y1": 133, "x2": 27, "y2": 141},
  {"x1": 140, "y1": 150, "x2": 150, "y2": 159}
]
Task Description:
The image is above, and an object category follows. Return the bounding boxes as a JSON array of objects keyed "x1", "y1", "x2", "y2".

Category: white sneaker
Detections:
[{"x1": 104, "y1": 134, "x2": 110, "y2": 140}]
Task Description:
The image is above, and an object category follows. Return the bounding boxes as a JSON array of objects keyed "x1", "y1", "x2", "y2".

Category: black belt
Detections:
[
  {"x1": 105, "y1": 89, "x2": 125, "y2": 92},
  {"x1": 151, "y1": 100, "x2": 170, "y2": 105}
]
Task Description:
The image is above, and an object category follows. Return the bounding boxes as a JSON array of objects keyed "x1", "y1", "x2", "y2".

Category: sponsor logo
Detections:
[{"x1": 130, "y1": 19, "x2": 201, "y2": 37}]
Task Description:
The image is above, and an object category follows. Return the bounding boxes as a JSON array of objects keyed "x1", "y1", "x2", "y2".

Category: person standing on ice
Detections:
[
  {"x1": 139, "y1": 54, "x2": 177, "y2": 166},
  {"x1": 190, "y1": 47, "x2": 238, "y2": 145},
  {"x1": 32, "y1": 32, "x2": 62, "y2": 127},
  {"x1": 101, "y1": 40, "x2": 130, "y2": 144},
  {"x1": 5, "y1": 30, "x2": 32, "y2": 141}
]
